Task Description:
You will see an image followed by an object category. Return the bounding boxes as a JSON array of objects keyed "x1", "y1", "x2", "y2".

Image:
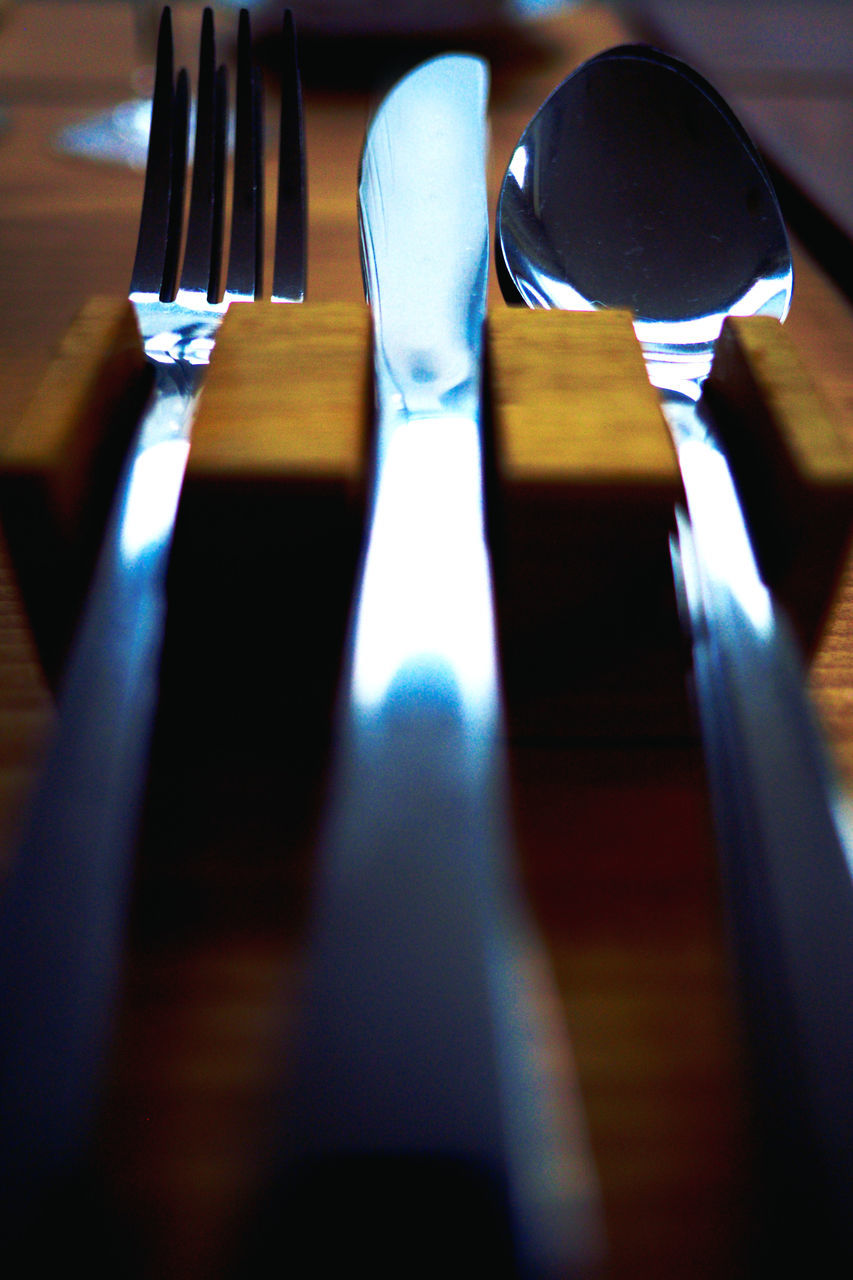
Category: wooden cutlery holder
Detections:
[{"x1": 2, "y1": 297, "x2": 852, "y2": 748}]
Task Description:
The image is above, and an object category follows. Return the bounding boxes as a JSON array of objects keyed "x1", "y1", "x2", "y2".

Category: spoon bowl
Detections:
[{"x1": 497, "y1": 43, "x2": 793, "y2": 394}]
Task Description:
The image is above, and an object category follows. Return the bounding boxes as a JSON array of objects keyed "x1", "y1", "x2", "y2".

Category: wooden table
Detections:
[{"x1": 2, "y1": 4, "x2": 853, "y2": 1276}]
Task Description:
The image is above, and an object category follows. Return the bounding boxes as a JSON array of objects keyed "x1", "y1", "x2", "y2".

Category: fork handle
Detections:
[{"x1": 0, "y1": 392, "x2": 191, "y2": 1229}]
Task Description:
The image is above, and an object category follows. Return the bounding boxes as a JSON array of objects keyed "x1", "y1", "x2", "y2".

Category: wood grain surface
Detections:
[{"x1": 1, "y1": 5, "x2": 853, "y2": 1277}]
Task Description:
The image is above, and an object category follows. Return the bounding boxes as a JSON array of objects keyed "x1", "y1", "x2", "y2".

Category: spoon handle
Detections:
[{"x1": 674, "y1": 503, "x2": 853, "y2": 1265}]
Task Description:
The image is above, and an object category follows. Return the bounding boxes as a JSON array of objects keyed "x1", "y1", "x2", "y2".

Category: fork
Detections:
[{"x1": 0, "y1": 3, "x2": 305, "y2": 1232}]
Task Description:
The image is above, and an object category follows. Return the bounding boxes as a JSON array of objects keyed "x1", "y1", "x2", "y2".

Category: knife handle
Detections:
[{"x1": 237, "y1": 672, "x2": 601, "y2": 1278}]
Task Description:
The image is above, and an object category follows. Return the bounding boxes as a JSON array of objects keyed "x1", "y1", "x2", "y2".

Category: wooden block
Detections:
[
  {"x1": 6, "y1": 300, "x2": 853, "y2": 745},
  {"x1": 0, "y1": 296, "x2": 149, "y2": 682},
  {"x1": 1, "y1": 296, "x2": 145, "y2": 522},
  {"x1": 184, "y1": 301, "x2": 371, "y2": 483},
  {"x1": 489, "y1": 308, "x2": 678, "y2": 485},
  {"x1": 487, "y1": 309, "x2": 688, "y2": 739},
  {"x1": 707, "y1": 315, "x2": 853, "y2": 653},
  {"x1": 158, "y1": 302, "x2": 371, "y2": 759}
]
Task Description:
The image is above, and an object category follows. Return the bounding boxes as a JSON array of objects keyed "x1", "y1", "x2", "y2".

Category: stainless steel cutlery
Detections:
[{"x1": 0, "y1": 3, "x2": 306, "y2": 1230}]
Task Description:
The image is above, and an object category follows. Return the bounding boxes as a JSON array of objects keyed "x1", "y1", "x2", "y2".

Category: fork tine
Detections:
[
  {"x1": 252, "y1": 64, "x2": 265, "y2": 292},
  {"x1": 225, "y1": 7, "x2": 263, "y2": 301},
  {"x1": 272, "y1": 9, "x2": 307, "y2": 303},
  {"x1": 209, "y1": 64, "x2": 229, "y2": 302},
  {"x1": 161, "y1": 66, "x2": 189, "y2": 301},
  {"x1": 179, "y1": 6, "x2": 226, "y2": 301},
  {"x1": 129, "y1": 6, "x2": 177, "y2": 297}
]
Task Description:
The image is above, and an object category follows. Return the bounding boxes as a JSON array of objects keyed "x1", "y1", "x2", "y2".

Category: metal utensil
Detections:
[
  {"x1": 259, "y1": 53, "x2": 600, "y2": 1280},
  {"x1": 497, "y1": 42, "x2": 853, "y2": 1267},
  {"x1": 0, "y1": 4, "x2": 305, "y2": 1234}
]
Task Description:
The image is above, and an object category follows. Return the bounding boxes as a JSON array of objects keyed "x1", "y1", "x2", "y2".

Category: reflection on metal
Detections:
[
  {"x1": 117, "y1": 435, "x2": 191, "y2": 567},
  {"x1": 677, "y1": 435, "x2": 773, "y2": 638},
  {"x1": 352, "y1": 51, "x2": 498, "y2": 717},
  {"x1": 122, "y1": 298, "x2": 227, "y2": 571},
  {"x1": 56, "y1": 97, "x2": 154, "y2": 170},
  {"x1": 351, "y1": 414, "x2": 498, "y2": 721},
  {"x1": 511, "y1": 0, "x2": 568, "y2": 15}
]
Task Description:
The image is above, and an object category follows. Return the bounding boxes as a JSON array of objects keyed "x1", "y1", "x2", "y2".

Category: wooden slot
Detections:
[
  {"x1": 487, "y1": 308, "x2": 687, "y2": 740},
  {"x1": 3, "y1": 301, "x2": 853, "y2": 742},
  {"x1": 708, "y1": 315, "x2": 853, "y2": 654},
  {"x1": 0, "y1": 296, "x2": 149, "y2": 682},
  {"x1": 158, "y1": 302, "x2": 372, "y2": 760}
]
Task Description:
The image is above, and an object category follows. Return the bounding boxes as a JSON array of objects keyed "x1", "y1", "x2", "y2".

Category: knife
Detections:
[{"x1": 259, "y1": 55, "x2": 601, "y2": 1279}]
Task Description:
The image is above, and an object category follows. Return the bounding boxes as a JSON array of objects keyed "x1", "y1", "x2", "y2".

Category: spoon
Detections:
[{"x1": 497, "y1": 43, "x2": 853, "y2": 1269}]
